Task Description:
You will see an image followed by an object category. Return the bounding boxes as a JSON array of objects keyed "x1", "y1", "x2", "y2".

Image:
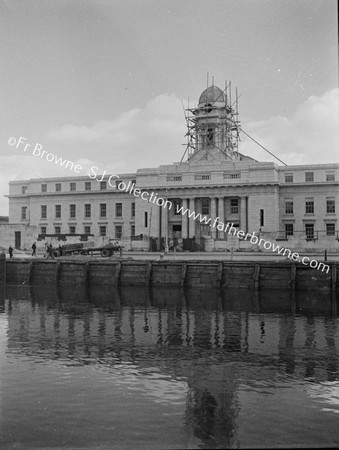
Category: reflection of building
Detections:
[
  {"x1": 4, "y1": 82, "x2": 339, "y2": 251},
  {"x1": 3, "y1": 285, "x2": 339, "y2": 447}
]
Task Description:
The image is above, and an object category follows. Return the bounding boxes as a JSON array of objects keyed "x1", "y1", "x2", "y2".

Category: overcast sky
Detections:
[{"x1": 1, "y1": 0, "x2": 338, "y2": 214}]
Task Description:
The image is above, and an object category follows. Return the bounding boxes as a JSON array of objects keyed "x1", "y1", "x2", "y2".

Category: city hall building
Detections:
[{"x1": 4, "y1": 84, "x2": 339, "y2": 252}]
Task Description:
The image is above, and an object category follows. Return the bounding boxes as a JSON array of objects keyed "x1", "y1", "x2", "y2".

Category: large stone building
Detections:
[{"x1": 4, "y1": 84, "x2": 339, "y2": 252}]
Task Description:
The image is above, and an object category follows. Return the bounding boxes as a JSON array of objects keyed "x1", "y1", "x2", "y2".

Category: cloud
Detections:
[{"x1": 239, "y1": 89, "x2": 339, "y2": 164}]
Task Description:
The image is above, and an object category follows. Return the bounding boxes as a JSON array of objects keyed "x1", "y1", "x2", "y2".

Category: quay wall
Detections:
[{"x1": 2, "y1": 259, "x2": 339, "y2": 299}]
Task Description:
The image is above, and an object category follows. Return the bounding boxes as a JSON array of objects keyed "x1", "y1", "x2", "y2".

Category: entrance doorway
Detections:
[{"x1": 14, "y1": 231, "x2": 21, "y2": 249}]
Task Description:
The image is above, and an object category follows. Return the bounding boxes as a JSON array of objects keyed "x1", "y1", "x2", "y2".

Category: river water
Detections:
[{"x1": 0, "y1": 284, "x2": 338, "y2": 449}]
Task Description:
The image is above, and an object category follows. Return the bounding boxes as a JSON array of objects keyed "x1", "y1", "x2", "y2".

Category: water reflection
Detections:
[{"x1": 1, "y1": 284, "x2": 339, "y2": 449}]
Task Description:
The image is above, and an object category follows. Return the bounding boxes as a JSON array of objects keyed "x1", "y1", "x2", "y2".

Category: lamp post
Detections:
[{"x1": 164, "y1": 189, "x2": 169, "y2": 254}]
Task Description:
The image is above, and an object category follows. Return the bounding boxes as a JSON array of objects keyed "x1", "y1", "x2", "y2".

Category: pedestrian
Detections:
[
  {"x1": 8, "y1": 245, "x2": 13, "y2": 258},
  {"x1": 47, "y1": 243, "x2": 54, "y2": 259},
  {"x1": 32, "y1": 241, "x2": 37, "y2": 257}
]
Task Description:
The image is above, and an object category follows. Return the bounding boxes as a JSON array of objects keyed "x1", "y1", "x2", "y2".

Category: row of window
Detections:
[
  {"x1": 284, "y1": 198, "x2": 335, "y2": 215},
  {"x1": 39, "y1": 225, "x2": 135, "y2": 239},
  {"x1": 21, "y1": 203, "x2": 136, "y2": 221},
  {"x1": 22, "y1": 179, "x2": 136, "y2": 194},
  {"x1": 284, "y1": 171, "x2": 335, "y2": 183},
  {"x1": 284, "y1": 223, "x2": 336, "y2": 238}
]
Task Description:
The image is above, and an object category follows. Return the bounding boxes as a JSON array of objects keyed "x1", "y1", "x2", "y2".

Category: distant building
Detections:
[{"x1": 4, "y1": 83, "x2": 339, "y2": 251}]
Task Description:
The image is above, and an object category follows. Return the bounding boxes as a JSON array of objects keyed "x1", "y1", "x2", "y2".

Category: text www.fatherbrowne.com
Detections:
[{"x1": 176, "y1": 203, "x2": 330, "y2": 273}]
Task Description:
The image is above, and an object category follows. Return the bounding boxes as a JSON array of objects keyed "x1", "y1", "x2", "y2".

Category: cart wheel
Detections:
[
  {"x1": 101, "y1": 249, "x2": 111, "y2": 257},
  {"x1": 53, "y1": 250, "x2": 61, "y2": 257}
]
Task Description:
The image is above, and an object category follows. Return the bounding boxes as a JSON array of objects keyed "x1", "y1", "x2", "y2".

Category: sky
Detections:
[{"x1": 0, "y1": 0, "x2": 338, "y2": 214}]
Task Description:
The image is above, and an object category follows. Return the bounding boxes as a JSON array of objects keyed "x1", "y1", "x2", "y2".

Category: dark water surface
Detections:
[{"x1": 0, "y1": 284, "x2": 338, "y2": 449}]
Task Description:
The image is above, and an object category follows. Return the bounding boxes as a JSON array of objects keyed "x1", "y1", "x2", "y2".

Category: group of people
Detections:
[{"x1": 7, "y1": 241, "x2": 41, "y2": 258}]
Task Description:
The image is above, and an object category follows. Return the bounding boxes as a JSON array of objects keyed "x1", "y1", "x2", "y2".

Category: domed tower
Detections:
[{"x1": 185, "y1": 81, "x2": 241, "y2": 161}]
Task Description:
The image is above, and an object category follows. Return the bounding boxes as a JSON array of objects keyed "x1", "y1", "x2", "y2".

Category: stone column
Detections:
[
  {"x1": 181, "y1": 198, "x2": 188, "y2": 239},
  {"x1": 218, "y1": 197, "x2": 225, "y2": 239},
  {"x1": 188, "y1": 198, "x2": 195, "y2": 238},
  {"x1": 210, "y1": 198, "x2": 217, "y2": 239},
  {"x1": 240, "y1": 196, "x2": 247, "y2": 233}
]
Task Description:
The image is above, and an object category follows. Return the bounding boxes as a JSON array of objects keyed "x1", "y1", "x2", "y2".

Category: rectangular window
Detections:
[
  {"x1": 69, "y1": 204, "x2": 76, "y2": 218},
  {"x1": 55, "y1": 205, "x2": 61, "y2": 219},
  {"x1": 131, "y1": 225, "x2": 135, "y2": 236},
  {"x1": 55, "y1": 226, "x2": 61, "y2": 234},
  {"x1": 230, "y1": 199, "x2": 239, "y2": 215},
  {"x1": 115, "y1": 203, "x2": 122, "y2": 217},
  {"x1": 167, "y1": 176, "x2": 182, "y2": 182},
  {"x1": 284, "y1": 173, "x2": 293, "y2": 183},
  {"x1": 40, "y1": 226, "x2": 46, "y2": 235},
  {"x1": 85, "y1": 181, "x2": 91, "y2": 191},
  {"x1": 70, "y1": 182, "x2": 76, "y2": 191},
  {"x1": 285, "y1": 200, "x2": 293, "y2": 214},
  {"x1": 305, "y1": 224, "x2": 314, "y2": 240},
  {"x1": 224, "y1": 173, "x2": 241, "y2": 179},
  {"x1": 144, "y1": 212, "x2": 148, "y2": 228},
  {"x1": 69, "y1": 226, "x2": 76, "y2": 234},
  {"x1": 305, "y1": 172, "x2": 314, "y2": 182},
  {"x1": 173, "y1": 200, "x2": 182, "y2": 215},
  {"x1": 260, "y1": 209, "x2": 264, "y2": 227},
  {"x1": 100, "y1": 181, "x2": 107, "y2": 190},
  {"x1": 22, "y1": 186, "x2": 27, "y2": 194},
  {"x1": 201, "y1": 199, "x2": 209, "y2": 215},
  {"x1": 195, "y1": 174, "x2": 210, "y2": 181},
  {"x1": 55, "y1": 183, "x2": 61, "y2": 192},
  {"x1": 84, "y1": 204, "x2": 91, "y2": 218},
  {"x1": 84, "y1": 225, "x2": 91, "y2": 235},
  {"x1": 41, "y1": 184, "x2": 47, "y2": 193},
  {"x1": 99, "y1": 226, "x2": 106, "y2": 237},
  {"x1": 327, "y1": 198, "x2": 335, "y2": 213},
  {"x1": 326, "y1": 223, "x2": 335, "y2": 236},
  {"x1": 285, "y1": 223, "x2": 294, "y2": 237},
  {"x1": 21, "y1": 206, "x2": 27, "y2": 220},
  {"x1": 100, "y1": 203, "x2": 106, "y2": 218},
  {"x1": 131, "y1": 202, "x2": 135, "y2": 217},
  {"x1": 115, "y1": 225, "x2": 122, "y2": 239},
  {"x1": 116, "y1": 180, "x2": 121, "y2": 189},
  {"x1": 41, "y1": 205, "x2": 47, "y2": 219},
  {"x1": 326, "y1": 171, "x2": 335, "y2": 182},
  {"x1": 305, "y1": 198, "x2": 314, "y2": 214}
]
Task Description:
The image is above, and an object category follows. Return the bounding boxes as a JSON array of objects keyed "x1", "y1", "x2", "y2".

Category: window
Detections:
[
  {"x1": 131, "y1": 202, "x2": 135, "y2": 217},
  {"x1": 131, "y1": 225, "x2": 135, "y2": 236},
  {"x1": 55, "y1": 183, "x2": 61, "y2": 192},
  {"x1": 305, "y1": 198, "x2": 314, "y2": 214},
  {"x1": 55, "y1": 205, "x2": 61, "y2": 219},
  {"x1": 285, "y1": 223, "x2": 294, "y2": 237},
  {"x1": 22, "y1": 186, "x2": 27, "y2": 194},
  {"x1": 69, "y1": 226, "x2": 76, "y2": 234},
  {"x1": 70, "y1": 182, "x2": 76, "y2": 191},
  {"x1": 99, "y1": 226, "x2": 106, "y2": 237},
  {"x1": 201, "y1": 199, "x2": 209, "y2": 215},
  {"x1": 84, "y1": 225, "x2": 91, "y2": 235},
  {"x1": 116, "y1": 203, "x2": 122, "y2": 217},
  {"x1": 41, "y1": 205, "x2": 47, "y2": 219},
  {"x1": 173, "y1": 200, "x2": 182, "y2": 215},
  {"x1": 41, "y1": 184, "x2": 47, "y2": 193},
  {"x1": 21, "y1": 206, "x2": 27, "y2": 220},
  {"x1": 230, "y1": 199, "x2": 239, "y2": 215},
  {"x1": 100, "y1": 181, "x2": 107, "y2": 190},
  {"x1": 327, "y1": 198, "x2": 335, "y2": 214},
  {"x1": 40, "y1": 226, "x2": 46, "y2": 235},
  {"x1": 207, "y1": 127, "x2": 214, "y2": 145},
  {"x1": 260, "y1": 209, "x2": 264, "y2": 227},
  {"x1": 115, "y1": 225, "x2": 122, "y2": 239},
  {"x1": 100, "y1": 203, "x2": 106, "y2": 218},
  {"x1": 305, "y1": 224, "x2": 314, "y2": 240},
  {"x1": 284, "y1": 173, "x2": 293, "y2": 183},
  {"x1": 167, "y1": 175, "x2": 182, "y2": 182},
  {"x1": 85, "y1": 181, "x2": 91, "y2": 191},
  {"x1": 326, "y1": 172, "x2": 335, "y2": 182},
  {"x1": 224, "y1": 173, "x2": 241, "y2": 179},
  {"x1": 285, "y1": 200, "x2": 293, "y2": 214},
  {"x1": 326, "y1": 223, "x2": 335, "y2": 236},
  {"x1": 55, "y1": 226, "x2": 61, "y2": 234},
  {"x1": 305, "y1": 172, "x2": 314, "y2": 182},
  {"x1": 84, "y1": 204, "x2": 91, "y2": 218},
  {"x1": 116, "y1": 180, "x2": 121, "y2": 189},
  {"x1": 69, "y1": 204, "x2": 76, "y2": 218},
  {"x1": 144, "y1": 212, "x2": 148, "y2": 228},
  {"x1": 195, "y1": 174, "x2": 210, "y2": 181}
]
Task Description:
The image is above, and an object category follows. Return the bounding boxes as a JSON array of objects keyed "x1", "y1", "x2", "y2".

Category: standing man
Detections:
[
  {"x1": 8, "y1": 245, "x2": 13, "y2": 258},
  {"x1": 32, "y1": 241, "x2": 37, "y2": 257}
]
